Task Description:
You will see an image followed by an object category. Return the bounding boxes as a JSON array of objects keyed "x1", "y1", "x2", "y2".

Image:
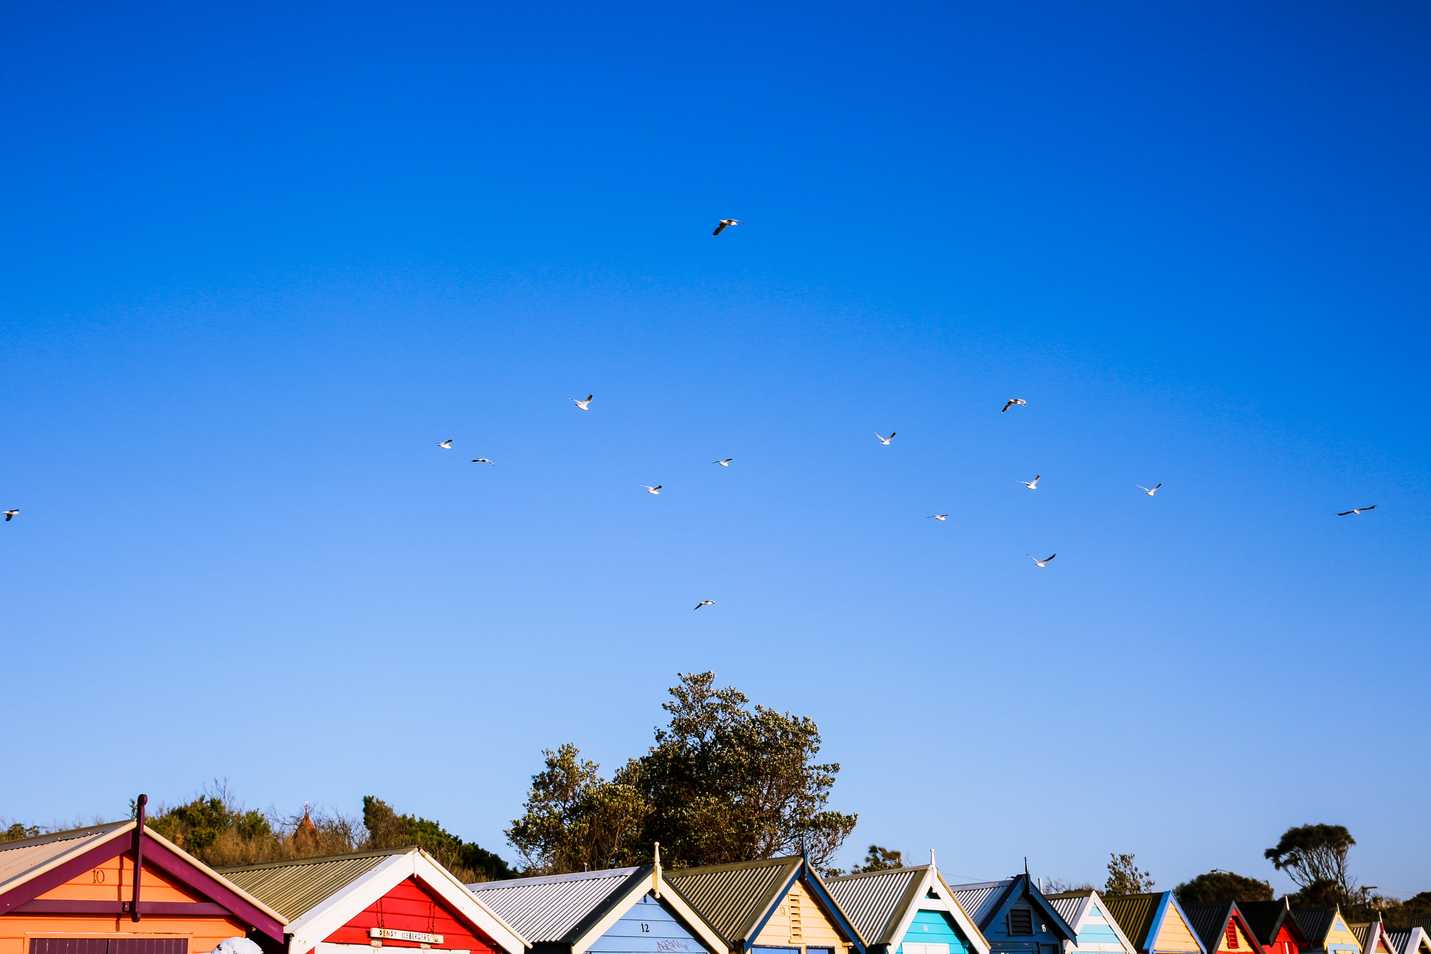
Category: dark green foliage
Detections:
[
  {"x1": 361, "y1": 796, "x2": 514, "y2": 882},
  {"x1": 1105, "y1": 851, "x2": 1155, "y2": 895},
  {"x1": 1174, "y1": 870, "x2": 1274, "y2": 906},
  {"x1": 1, "y1": 821, "x2": 41, "y2": 843},
  {"x1": 507, "y1": 671, "x2": 857, "y2": 873},
  {"x1": 1265, "y1": 824, "x2": 1355, "y2": 897}
]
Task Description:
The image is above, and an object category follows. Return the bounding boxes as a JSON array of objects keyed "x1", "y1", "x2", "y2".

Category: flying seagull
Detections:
[
  {"x1": 1021, "y1": 474, "x2": 1041, "y2": 491},
  {"x1": 875, "y1": 431, "x2": 897, "y2": 445},
  {"x1": 1337, "y1": 505, "x2": 1376, "y2": 517},
  {"x1": 471, "y1": 458, "x2": 494, "y2": 465},
  {"x1": 713, "y1": 458, "x2": 734, "y2": 467},
  {"x1": 642, "y1": 484, "x2": 663, "y2": 495},
  {"x1": 573, "y1": 394, "x2": 593, "y2": 412},
  {"x1": 928, "y1": 513, "x2": 949, "y2": 522},
  {"x1": 1001, "y1": 398, "x2": 1028, "y2": 413},
  {"x1": 712, "y1": 218, "x2": 739, "y2": 236},
  {"x1": 1138, "y1": 482, "x2": 1164, "y2": 496},
  {"x1": 1028, "y1": 553, "x2": 1057, "y2": 568},
  {"x1": 437, "y1": 439, "x2": 454, "y2": 450},
  {"x1": 694, "y1": 599, "x2": 716, "y2": 610},
  {"x1": 2, "y1": 509, "x2": 17, "y2": 523}
]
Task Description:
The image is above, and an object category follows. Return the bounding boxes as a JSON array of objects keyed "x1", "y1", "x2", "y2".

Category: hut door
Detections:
[{"x1": 31, "y1": 940, "x2": 189, "y2": 954}]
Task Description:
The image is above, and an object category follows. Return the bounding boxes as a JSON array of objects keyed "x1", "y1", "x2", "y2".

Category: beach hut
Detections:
[
  {"x1": 221, "y1": 846, "x2": 523, "y2": 954},
  {"x1": 467, "y1": 849, "x2": 724, "y2": 954},
  {"x1": 664, "y1": 854, "x2": 865, "y2": 954},
  {"x1": 1348, "y1": 924, "x2": 1395, "y2": 954},
  {"x1": 1289, "y1": 908, "x2": 1361, "y2": 954},
  {"x1": 947, "y1": 874, "x2": 1076, "y2": 954},
  {"x1": 1046, "y1": 889, "x2": 1138, "y2": 954},
  {"x1": 1386, "y1": 928, "x2": 1431, "y2": 954},
  {"x1": 1101, "y1": 892, "x2": 1204, "y2": 954},
  {"x1": 0, "y1": 805, "x2": 286, "y2": 954},
  {"x1": 1181, "y1": 903, "x2": 1260, "y2": 954},
  {"x1": 827, "y1": 855, "x2": 989, "y2": 954},
  {"x1": 1237, "y1": 902, "x2": 1307, "y2": 954}
]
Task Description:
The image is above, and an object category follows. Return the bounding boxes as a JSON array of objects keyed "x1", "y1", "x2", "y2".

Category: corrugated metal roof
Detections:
[
  {"x1": 220, "y1": 848, "x2": 405, "y2": 920},
  {"x1": 468, "y1": 867, "x2": 641, "y2": 944},
  {"x1": 0, "y1": 822, "x2": 130, "y2": 895},
  {"x1": 1103, "y1": 894, "x2": 1161, "y2": 950},
  {"x1": 1182, "y1": 903, "x2": 1235, "y2": 954},
  {"x1": 1386, "y1": 928, "x2": 1430, "y2": 954},
  {"x1": 1238, "y1": 903, "x2": 1289, "y2": 946},
  {"x1": 1291, "y1": 908, "x2": 1337, "y2": 946},
  {"x1": 666, "y1": 856, "x2": 801, "y2": 944},
  {"x1": 950, "y1": 881, "x2": 1013, "y2": 929},
  {"x1": 1351, "y1": 926, "x2": 1374, "y2": 950},
  {"x1": 828, "y1": 867, "x2": 926, "y2": 946},
  {"x1": 1046, "y1": 890, "x2": 1093, "y2": 928}
]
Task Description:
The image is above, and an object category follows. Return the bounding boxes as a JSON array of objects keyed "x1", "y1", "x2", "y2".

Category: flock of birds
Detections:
[{"x1": 0, "y1": 219, "x2": 1379, "y2": 588}]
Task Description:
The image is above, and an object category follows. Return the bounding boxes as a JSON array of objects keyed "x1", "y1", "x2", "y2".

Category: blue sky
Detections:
[{"x1": 3, "y1": 3, "x2": 1429, "y2": 896}]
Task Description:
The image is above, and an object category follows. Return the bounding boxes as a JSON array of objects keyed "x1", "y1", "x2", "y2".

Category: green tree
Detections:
[
  {"x1": 1105, "y1": 852, "x2": 1155, "y2": 895},
  {"x1": 362, "y1": 796, "x2": 515, "y2": 882},
  {"x1": 1265, "y1": 824, "x2": 1355, "y2": 898},
  {"x1": 2, "y1": 822, "x2": 41, "y2": 843},
  {"x1": 852, "y1": 845, "x2": 905, "y2": 873},
  {"x1": 1174, "y1": 870, "x2": 1273, "y2": 906},
  {"x1": 507, "y1": 671, "x2": 858, "y2": 873}
]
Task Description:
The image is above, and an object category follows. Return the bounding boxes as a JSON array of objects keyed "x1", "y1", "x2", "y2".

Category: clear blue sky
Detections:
[{"x1": 3, "y1": 3, "x2": 1428, "y2": 896}]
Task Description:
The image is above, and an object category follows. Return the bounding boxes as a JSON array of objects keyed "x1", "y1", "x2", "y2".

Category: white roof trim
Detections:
[
  {"x1": 885, "y1": 868, "x2": 991, "y2": 954},
  {"x1": 1071, "y1": 891, "x2": 1138, "y2": 954},
  {"x1": 571, "y1": 876, "x2": 726, "y2": 954},
  {"x1": 287, "y1": 849, "x2": 526, "y2": 954}
]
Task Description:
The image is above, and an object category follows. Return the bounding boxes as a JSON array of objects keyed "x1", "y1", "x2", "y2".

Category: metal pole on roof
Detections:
[{"x1": 132, "y1": 793, "x2": 148, "y2": 923}]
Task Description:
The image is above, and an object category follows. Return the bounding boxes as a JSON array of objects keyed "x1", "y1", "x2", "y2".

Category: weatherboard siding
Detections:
[
  {"x1": 322, "y1": 877, "x2": 499, "y2": 954},
  {"x1": 1150, "y1": 907, "x2": 1200, "y2": 954},
  {"x1": 981, "y1": 890, "x2": 1062, "y2": 954},
  {"x1": 1215, "y1": 922, "x2": 1256, "y2": 954},
  {"x1": 897, "y1": 910, "x2": 974, "y2": 954},
  {"x1": 753, "y1": 882, "x2": 847, "y2": 953},
  {"x1": 588, "y1": 894, "x2": 708, "y2": 954},
  {"x1": 1071, "y1": 903, "x2": 1126, "y2": 954},
  {"x1": 1323, "y1": 918, "x2": 1360, "y2": 954}
]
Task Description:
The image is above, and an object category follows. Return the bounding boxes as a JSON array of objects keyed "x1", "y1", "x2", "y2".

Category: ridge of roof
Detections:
[
  {"x1": 0, "y1": 820, "x2": 130, "y2": 852},
  {"x1": 218, "y1": 845, "x2": 415, "y2": 873},
  {"x1": 830, "y1": 864, "x2": 932, "y2": 882},
  {"x1": 668, "y1": 855, "x2": 801, "y2": 878},
  {"x1": 473, "y1": 866, "x2": 639, "y2": 891}
]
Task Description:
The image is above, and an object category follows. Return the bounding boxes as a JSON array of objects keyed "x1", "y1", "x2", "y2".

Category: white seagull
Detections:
[
  {"x1": 573, "y1": 394, "x2": 593, "y2": 412},
  {"x1": 1028, "y1": 553, "x2": 1057, "y2": 568},
  {"x1": 2, "y1": 509, "x2": 17, "y2": 523},
  {"x1": 1020, "y1": 474, "x2": 1041, "y2": 491},
  {"x1": 713, "y1": 458, "x2": 734, "y2": 467},
  {"x1": 642, "y1": 484, "x2": 663, "y2": 495},
  {"x1": 875, "y1": 431, "x2": 897, "y2": 445},
  {"x1": 928, "y1": 513, "x2": 949, "y2": 522},
  {"x1": 471, "y1": 458, "x2": 494, "y2": 465},
  {"x1": 1337, "y1": 504, "x2": 1376, "y2": 517},
  {"x1": 437, "y1": 439, "x2": 454, "y2": 450},
  {"x1": 1138, "y1": 482, "x2": 1164, "y2": 496},
  {"x1": 1001, "y1": 398, "x2": 1028, "y2": 413},
  {"x1": 712, "y1": 218, "x2": 739, "y2": 236},
  {"x1": 693, "y1": 599, "x2": 716, "y2": 610}
]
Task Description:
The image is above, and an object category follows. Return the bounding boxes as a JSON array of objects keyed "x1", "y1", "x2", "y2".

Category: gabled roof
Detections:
[
  {"x1": 948, "y1": 875, "x2": 1077, "y2": 944},
  {"x1": 666, "y1": 855, "x2": 865, "y2": 953},
  {"x1": 1238, "y1": 902, "x2": 1308, "y2": 948},
  {"x1": 1291, "y1": 908, "x2": 1353, "y2": 948},
  {"x1": 1046, "y1": 888, "x2": 1138, "y2": 954},
  {"x1": 1182, "y1": 902, "x2": 1255, "y2": 954},
  {"x1": 0, "y1": 822, "x2": 132, "y2": 894},
  {"x1": 827, "y1": 863, "x2": 989, "y2": 954},
  {"x1": 0, "y1": 821, "x2": 286, "y2": 943},
  {"x1": 1104, "y1": 893, "x2": 1205, "y2": 954},
  {"x1": 469, "y1": 867, "x2": 639, "y2": 945},
  {"x1": 223, "y1": 846, "x2": 524, "y2": 954},
  {"x1": 1387, "y1": 928, "x2": 1431, "y2": 954},
  {"x1": 1349, "y1": 923, "x2": 1396, "y2": 954},
  {"x1": 468, "y1": 860, "x2": 725, "y2": 954}
]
